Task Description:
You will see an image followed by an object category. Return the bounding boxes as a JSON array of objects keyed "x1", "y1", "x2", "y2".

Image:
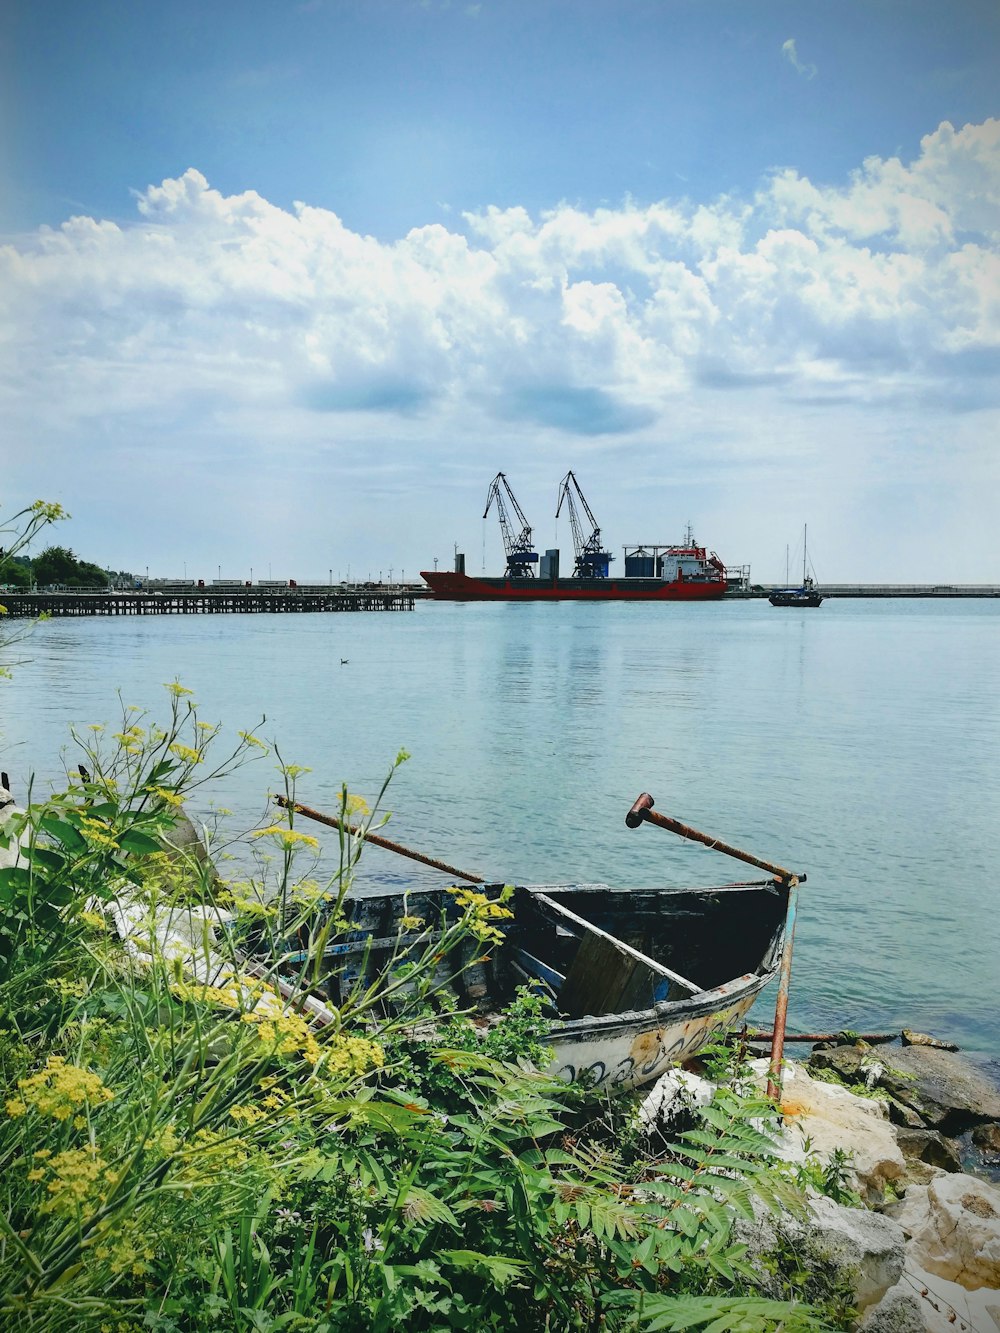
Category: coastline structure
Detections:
[{"x1": 0, "y1": 589, "x2": 415, "y2": 618}]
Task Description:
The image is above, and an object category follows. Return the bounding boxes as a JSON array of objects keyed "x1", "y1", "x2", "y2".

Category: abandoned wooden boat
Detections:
[{"x1": 305, "y1": 876, "x2": 792, "y2": 1092}]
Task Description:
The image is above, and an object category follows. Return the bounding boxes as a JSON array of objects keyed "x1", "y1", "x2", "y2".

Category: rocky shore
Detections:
[{"x1": 642, "y1": 1035, "x2": 1000, "y2": 1331}]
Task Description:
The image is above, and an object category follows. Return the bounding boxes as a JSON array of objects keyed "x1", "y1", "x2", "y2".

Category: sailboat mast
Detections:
[{"x1": 803, "y1": 525, "x2": 807, "y2": 585}]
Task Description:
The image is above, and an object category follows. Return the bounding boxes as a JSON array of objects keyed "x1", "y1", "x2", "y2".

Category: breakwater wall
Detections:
[
  {"x1": 0, "y1": 590, "x2": 416, "y2": 618},
  {"x1": 741, "y1": 585, "x2": 1000, "y2": 599}
]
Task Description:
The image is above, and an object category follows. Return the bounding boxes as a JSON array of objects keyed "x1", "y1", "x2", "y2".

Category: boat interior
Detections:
[{"x1": 313, "y1": 880, "x2": 789, "y2": 1020}]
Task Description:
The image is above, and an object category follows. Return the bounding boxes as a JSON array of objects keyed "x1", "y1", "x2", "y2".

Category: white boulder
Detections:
[
  {"x1": 891, "y1": 1171, "x2": 1000, "y2": 1292},
  {"x1": 753, "y1": 1058, "x2": 907, "y2": 1207},
  {"x1": 639, "y1": 1067, "x2": 715, "y2": 1130},
  {"x1": 863, "y1": 1255, "x2": 1000, "y2": 1332},
  {"x1": 0, "y1": 784, "x2": 27, "y2": 869},
  {"x1": 805, "y1": 1194, "x2": 906, "y2": 1310}
]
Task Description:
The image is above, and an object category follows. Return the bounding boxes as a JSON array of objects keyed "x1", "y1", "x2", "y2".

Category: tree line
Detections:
[{"x1": 1, "y1": 545, "x2": 134, "y2": 589}]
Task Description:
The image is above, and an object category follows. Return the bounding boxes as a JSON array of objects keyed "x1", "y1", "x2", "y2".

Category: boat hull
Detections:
[
  {"x1": 545, "y1": 975, "x2": 772, "y2": 1090},
  {"x1": 420, "y1": 570, "x2": 727, "y2": 601},
  {"x1": 322, "y1": 878, "x2": 788, "y2": 1092},
  {"x1": 769, "y1": 590, "x2": 824, "y2": 607}
]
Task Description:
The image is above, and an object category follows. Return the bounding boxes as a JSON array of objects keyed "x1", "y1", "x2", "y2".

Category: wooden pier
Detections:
[{"x1": 0, "y1": 590, "x2": 416, "y2": 619}]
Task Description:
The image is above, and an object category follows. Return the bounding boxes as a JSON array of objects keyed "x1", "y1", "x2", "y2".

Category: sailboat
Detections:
[{"x1": 769, "y1": 526, "x2": 823, "y2": 607}]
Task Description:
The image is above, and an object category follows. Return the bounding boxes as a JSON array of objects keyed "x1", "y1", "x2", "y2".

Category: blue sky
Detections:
[{"x1": 2, "y1": 0, "x2": 999, "y2": 581}]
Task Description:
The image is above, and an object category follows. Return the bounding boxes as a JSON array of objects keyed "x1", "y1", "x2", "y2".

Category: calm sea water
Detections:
[{"x1": 3, "y1": 599, "x2": 999, "y2": 1058}]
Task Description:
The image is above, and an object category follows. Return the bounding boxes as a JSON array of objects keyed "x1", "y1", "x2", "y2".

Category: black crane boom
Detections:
[
  {"x1": 555, "y1": 471, "x2": 613, "y2": 578},
  {"x1": 483, "y1": 472, "x2": 538, "y2": 578}
]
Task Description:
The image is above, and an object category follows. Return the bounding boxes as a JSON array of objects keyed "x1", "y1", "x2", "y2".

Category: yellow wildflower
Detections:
[
  {"x1": 326, "y1": 1034, "x2": 385, "y2": 1078},
  {"x1": 164, "y1": 681, "x2": 194, "y2": 697},
  {"x1": 343, "y1": 793, "x2": 369, "y2": 816},
  {"x1": 150, "y1": 1123, "x2": 180, "y2": 1157},
  {"x1": 279, "y1": 763, "x2": 312, "y2": 778},
  {"x1": 78, "y1": 815, "x2": 121, "y2": 850},
  {"x1": 7, "y1": 1055, "x2": 113, "y2": 1121},
  {"x1": 48, "y1": 975, "x2": 89, "y2": 997},
  {"x1": 168, "y1": 743, "x2": 202, "y2": 765},
  {"x1": 79, "y1": 909, "x2": 108, "y2": 930},
  {"x1": 149, "y1": 786, "x2": 184, "y2": 808},
  {"x1": 244, "y1": 1010, "x2": 321, "y2": 1064},
  {"x1": 447, "y1": 886, "x2": 514, "y2": 943},
  {"x1": 252, "y1": 826, "x2": 320, "y2": 851},
  {"x1": 290, "y1": 879, "x2": 332, "y2": 907},
  {"x1": 177, "y1": 1127, "x2": 250, "y2": 1180},
  {"x1": 169, "y1": 979, "x2": 244, "y2": 1010},
  {"x1": 238, "y1": 730, "x2": 268, "y2": 751},
  {"x1": 38, "y1": 1146, "x2": 108, "y2": 1216},
  {"x1": 230, "y1": 1104, "x2": 266, "y2": 1125},
  {"x1": 400, "y1": 915, "x2": 425, "y2": 931},
  {"x1": 31, "y1": 499, "x2": 68, "y2": 521}
]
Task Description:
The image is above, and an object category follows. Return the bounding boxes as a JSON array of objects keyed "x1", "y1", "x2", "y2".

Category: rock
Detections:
[
  {"x1": 806, "y1": 1194, "x2": 906, "y2": 1310},
  {"x1": 895, "y1": 1254, "x2": 1000, "y2": 1332},
  {"x1": 760, "y1": 1059, "x2": 906, "y2": 1207},
  {"x1": 0, "y1": 783, "x2": 27, "y2": 870},
  {"x1": 973, "y1": 1123, "x2": 1000, "y2": 1156},
  {"x1": 735, "y1": 1193, "x2": 905, "y2": 1314},
  {"x1": 891, "y1": 1172, "x2": 1000, "y2": 1291},
  {"x1": 810, "y1": 1042, "x2": 882, "y2": 1086},
  {"x1": 857, "y1": 1276, "x2": 926, "y2": 1332},
  {"x1": 902, "y1": 1030, "x2": 959, "y2": 1052},
  {"x1": 860, "y1": 1257, "x2": 1000, "y2": 1333},
  {"x1": 894, "y1": 1128, "x2": 963, "y2": 1174},
  {"x1": 900, "y1": 1162, "x2": 949, "y2": 1190},
  {"x1": 887, "y1": 1097, "x2": 931, "y2": 1130},
  {"x1": 156, "y1": 805, "x2": 223, "y2": 892},
  {"x1": 159, "y1": 806, "x2": 215, "y2": 866},
  {"x1": 638, "y1": 1068, "x2": 714, "y2": 1131},
  {"x1": 877, "y1": 1047, "x2": 1000, "y2": 1137}
]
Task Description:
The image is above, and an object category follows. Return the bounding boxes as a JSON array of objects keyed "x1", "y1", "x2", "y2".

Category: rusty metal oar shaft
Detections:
[
  {"x1": 274, "y1": 796, "x2": 483, "y2": 884},
  {"x1": 625, "y1": 792, "x2": 802, "y2": 884}
]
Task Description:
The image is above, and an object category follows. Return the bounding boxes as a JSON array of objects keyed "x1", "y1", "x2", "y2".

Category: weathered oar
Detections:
[
  {"x1": 274, "y1": 795, "x2": 483, "y2": 884},
  {"x1": 625, "y1": 792, "x2": 804, "y2": 884},
  {"x1": 626, "y1": 792, "x2": 804, "y2": 1101}
]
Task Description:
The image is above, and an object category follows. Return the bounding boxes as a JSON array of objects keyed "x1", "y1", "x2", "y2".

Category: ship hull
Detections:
[{"x1": 420, "y1": 571, "x2": 727, "y2": 601}]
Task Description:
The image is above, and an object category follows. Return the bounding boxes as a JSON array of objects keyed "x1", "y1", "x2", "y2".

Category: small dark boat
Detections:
[
  {"x1": 770, "y1": 525, "x2": 823, "y2": 607},
  {"x1": 769, "y1": 579, "x2": 823, "y2": 608},
  {"x1": 313, "y1": 876, "x2": 793, "y2": 1090}
]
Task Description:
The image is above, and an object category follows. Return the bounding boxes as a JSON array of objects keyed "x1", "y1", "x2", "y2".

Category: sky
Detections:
[{"x1": 2, "y1": 0, "x2": 999, "y2": 583}]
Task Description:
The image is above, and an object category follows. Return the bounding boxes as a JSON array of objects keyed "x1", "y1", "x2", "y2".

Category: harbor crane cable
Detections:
[
  {"x1": 482, "y1": 472, "x2": 538, "y2": 579},
  {"x1": 555, "y1": 471, "x2": 613, "y2": 578}
]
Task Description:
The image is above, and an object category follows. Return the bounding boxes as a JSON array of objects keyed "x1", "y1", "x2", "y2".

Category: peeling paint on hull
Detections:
[{"x1": 545, "y1": 980, "x2": 772, "y2": 1090}]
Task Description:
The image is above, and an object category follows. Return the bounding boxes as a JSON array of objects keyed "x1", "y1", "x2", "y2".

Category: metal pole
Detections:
[
  {"x1": 767, "y1": 876, "x2": 799, "y2": 1100},
  {"x1": 275, "y1": 796, "x2": 483, "y2": 884}
]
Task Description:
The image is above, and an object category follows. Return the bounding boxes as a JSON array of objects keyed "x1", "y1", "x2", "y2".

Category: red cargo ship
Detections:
[{"x1": 421, "y1": 537, "x2": 730, "y2": 602}]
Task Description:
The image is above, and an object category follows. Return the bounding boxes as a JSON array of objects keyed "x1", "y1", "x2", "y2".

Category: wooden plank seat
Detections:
[{"x1": 529, "y1": 892, "x2": 703, "y2": 1019}]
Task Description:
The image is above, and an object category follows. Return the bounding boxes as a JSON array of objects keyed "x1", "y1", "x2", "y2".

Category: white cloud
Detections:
[
  {"x1": 2, "y1": 123, "x2": 999, "y2": 579},
  {"x1": 781, "y1": 38, "x2": 817, "y2": 80}
]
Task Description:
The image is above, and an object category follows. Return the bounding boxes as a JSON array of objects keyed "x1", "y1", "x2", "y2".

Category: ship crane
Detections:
[
  {"x1": 555, "y1": 471, "x2": 613, "y2": 578},
  {"x1": 483, "y1": 472, "x2": 538, "y2": 578}
]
